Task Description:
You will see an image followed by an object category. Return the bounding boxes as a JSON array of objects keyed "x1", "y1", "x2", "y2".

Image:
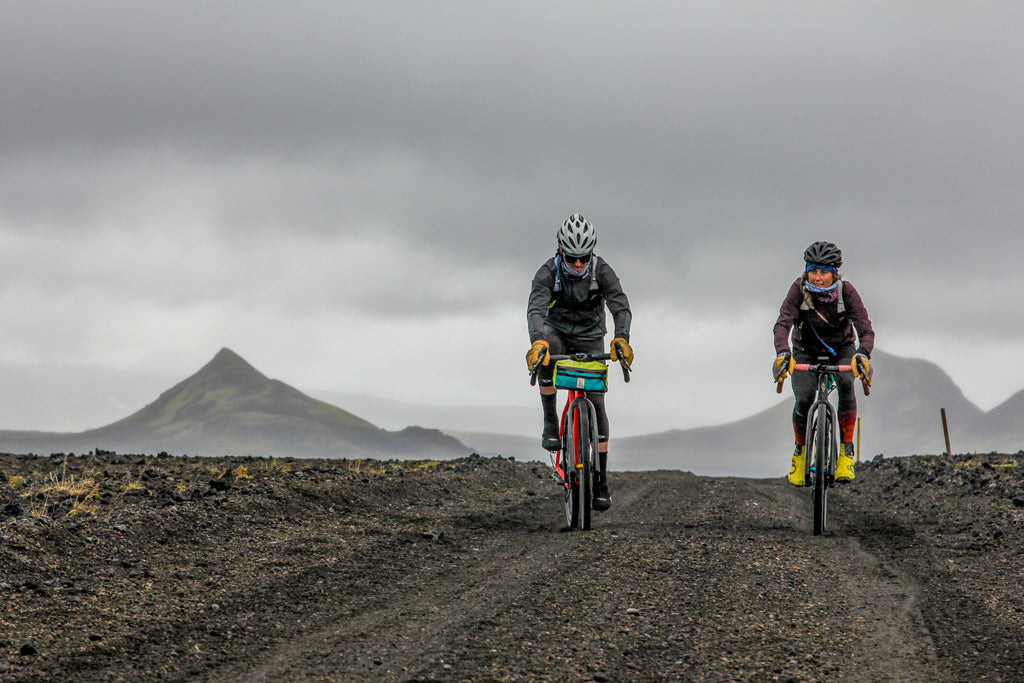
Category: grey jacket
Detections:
[{"x1": 527, "y1": 255, "x2": 632, "y2": 343}]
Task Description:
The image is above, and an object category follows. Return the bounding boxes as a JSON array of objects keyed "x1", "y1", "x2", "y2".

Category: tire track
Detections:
[{"x1": 207, "y1": 475, "x2": 649, "y2": 681}]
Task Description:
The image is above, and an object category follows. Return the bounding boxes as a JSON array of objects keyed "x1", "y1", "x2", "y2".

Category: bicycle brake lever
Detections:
[
  {"x1": 613, "y1": 341, "x2": 631, "y2": 383},
  {"x1": 529, "y1": 349, "x2": 548, "y2": 386}
]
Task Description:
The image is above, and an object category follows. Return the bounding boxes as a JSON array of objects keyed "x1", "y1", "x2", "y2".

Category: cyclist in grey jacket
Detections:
[{"x1": 526, "y1": 213, "x2": 633, "y2": 511}]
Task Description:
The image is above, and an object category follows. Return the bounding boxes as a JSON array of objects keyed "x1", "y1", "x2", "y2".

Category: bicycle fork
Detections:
[
  {"x1": 804, "y1": 400, "x2": 837, "y2": 486},
  {"x1": 549, "y1": 392, "x2": 579, "y2": 488},
  {"x1": 549, "y1": 393, "x2": 597, "y2": 488}
]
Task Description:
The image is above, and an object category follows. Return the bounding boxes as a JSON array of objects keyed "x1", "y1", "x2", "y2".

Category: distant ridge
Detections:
[
  {"x1": 458, "y1": 349, "x2": 1003, "y2": 477},
  {"x1": 954, "y1": 387, "x2": 1024, "y2": 453},
  {"x1": 0, "y1": 348, "x2": 470, "y2": 459},
  {"x1": 617, "y1": 349, "x2": 987, "y2": 475}
]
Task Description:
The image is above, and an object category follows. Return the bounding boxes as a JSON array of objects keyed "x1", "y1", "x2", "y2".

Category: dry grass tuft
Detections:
[
  {"x1": 207, "y1": 465, "x2": 228, "y2": 479},
  {"x1": 69, "y1": 501, "x2": 100, "y2": 516},
  {"x1": 42, "y1": 470, "x2": 96, "y2": 497},
  {"x1": 956, "y1": 456, "x2": 1019, "y2": 470},
  {"x1": 346, "y1": 459, "x2": 385, "y2": 475},
  {"x1": 123, "y1": 472, "x2": 145, "y2": 492},
  {"x1": 259, "y1": 457, "x2": 292, "y2": 473},
  {"x1": 405, "y1": 460, "x2": 443, "y2": 472}
]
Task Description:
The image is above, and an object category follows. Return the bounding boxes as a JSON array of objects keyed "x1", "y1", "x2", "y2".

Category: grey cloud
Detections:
[{"x1": 0, "y1": 2, "x2": 1022, "y2": 403}]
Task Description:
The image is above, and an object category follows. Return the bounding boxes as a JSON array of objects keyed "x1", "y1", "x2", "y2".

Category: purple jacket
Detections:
[{"x1": 773, "y1": 278, "x2": 874, "y2": 357}]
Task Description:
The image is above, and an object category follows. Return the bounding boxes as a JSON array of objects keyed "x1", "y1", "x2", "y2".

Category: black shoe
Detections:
[
  {"x1": 541, "y1": 423, "x2": 561, "y2": 451},
  {"x1": 593, "y1": 481, "x2": 611, "y2": 511}
]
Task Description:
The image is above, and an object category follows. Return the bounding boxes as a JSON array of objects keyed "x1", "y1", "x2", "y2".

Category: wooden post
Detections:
[
  {"x1": 856, "y1": 418, "x2": 861, "y2": 462},
  {"x1": 940, "y1": 408, "x2": 952, "y2": 456}
]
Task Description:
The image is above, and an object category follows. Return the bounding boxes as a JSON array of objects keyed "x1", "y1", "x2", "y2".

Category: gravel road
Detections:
[{"x1": 2, "y1": 451, "x2": 1022, "y2": 681}]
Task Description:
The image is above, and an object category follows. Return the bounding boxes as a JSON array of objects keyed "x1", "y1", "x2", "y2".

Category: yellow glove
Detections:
[
  {"x1": 852, "y1": 353, "x2": 872, "y2": 383},
  {"x1": 526, "y1": 340, "x2": 550, "y2": 370},
  {"x1": 773, "y1": 352, "x2": 794, "y2": 382},
  {"x1": 610, "y1": 338, "x2": 633, "y2": 365}
]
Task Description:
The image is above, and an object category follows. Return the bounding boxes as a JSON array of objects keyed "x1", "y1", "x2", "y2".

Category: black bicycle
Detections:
[
  {"x1": 531, "y1": 346, "x2": 630, "y2": 530},
  {"x1": 780, "y1": 358, "x2": 870, "y2": 535}
]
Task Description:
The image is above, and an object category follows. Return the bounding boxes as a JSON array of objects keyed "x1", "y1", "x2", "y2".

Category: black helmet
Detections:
[{"x1": 803, "y1": 241, "x2": 842, "y2": 268}]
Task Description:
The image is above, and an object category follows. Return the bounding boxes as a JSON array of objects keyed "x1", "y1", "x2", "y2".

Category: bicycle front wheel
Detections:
[
  {"x1": 561, "y1": 405, "x2": 580, "y2": 529},
  {"x1": 576, "y1": 400, "x2": 593, "y2": 531},
  {"x1": 810, "y1": 403, "x2": 830, "y2": 536}
]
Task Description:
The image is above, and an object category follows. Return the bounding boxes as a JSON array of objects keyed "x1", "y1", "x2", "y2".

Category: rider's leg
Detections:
[
  {"x1": 537, "y1": 329, "x2": 567, "y2": 451},
  {"x1": 788, "y1": 361, "x2": 816, "y2": 486},
  {"x1": 836, "y1": 362, "x2": 858, "y2": 481},
  {"x1": 539, "y1": 385, "x2": 560, "y2": 451},
  {"x1": 590, "y1": 392, "x2": 612, "y2": 511}
]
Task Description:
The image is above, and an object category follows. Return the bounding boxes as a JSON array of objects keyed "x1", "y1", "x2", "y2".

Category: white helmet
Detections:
[{"x1": 557, "y1": 213, "x2": 597, "y2": 257}]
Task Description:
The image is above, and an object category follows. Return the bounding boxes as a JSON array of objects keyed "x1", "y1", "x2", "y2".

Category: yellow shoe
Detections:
[
  {"x1": 836, "y1": 443, "x2": 856, "y2": 482},
  {"x1": 788, "y1": 446, "x2": 806, "y2": 486}
]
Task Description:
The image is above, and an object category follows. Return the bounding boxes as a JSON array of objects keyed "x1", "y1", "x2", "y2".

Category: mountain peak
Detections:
[
  {"x1": 199, "y1": 347, "x2": 267, "y2": 381},
  {"x1": 181, "y1": 348, "x2": 273, "y2": 398}
]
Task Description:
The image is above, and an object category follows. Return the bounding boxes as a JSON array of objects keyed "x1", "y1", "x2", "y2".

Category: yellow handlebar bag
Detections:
[{"x1": 553, "y1": 360, "x2": 609, "y2": 393}]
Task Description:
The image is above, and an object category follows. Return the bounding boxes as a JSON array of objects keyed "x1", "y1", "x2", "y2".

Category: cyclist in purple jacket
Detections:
[
  {"x1": 772, "y1": 241, "x2": 874, "y2": 485},
  {"x1": 526, "y1": 213, "x2": 633, "y2": 511}
]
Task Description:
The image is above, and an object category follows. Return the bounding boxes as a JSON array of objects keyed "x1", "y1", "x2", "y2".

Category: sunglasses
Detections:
[{"x1": 562, "y1": 252, "x2": 592, "y2": 265}]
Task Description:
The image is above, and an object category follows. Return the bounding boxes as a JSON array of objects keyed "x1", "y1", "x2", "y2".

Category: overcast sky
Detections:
[{"x1": 1, "y1": 2, "x2": 1022, "y2": 436}]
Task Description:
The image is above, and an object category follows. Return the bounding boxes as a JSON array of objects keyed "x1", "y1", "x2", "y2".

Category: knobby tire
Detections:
[
  {"x1": 561, "y1": 406, "x2": 580, "y2": 529},
  {"x1": 811, "y1": 403, "x2": 830, "y2": 536},
  {"x1": 578, "y1": 403, "x2": 593, "y2": 531}
]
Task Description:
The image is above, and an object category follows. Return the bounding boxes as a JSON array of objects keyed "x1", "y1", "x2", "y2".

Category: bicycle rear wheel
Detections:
[{"x1": 810, "y1": 403, "x2": 830, "y2": 535}]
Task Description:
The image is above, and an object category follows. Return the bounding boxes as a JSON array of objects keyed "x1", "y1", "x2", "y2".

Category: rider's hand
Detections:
[
  {"x1": 773, "y1": 351, "x2": 794, "y2": 382},
  {"x1": 526, "y1": 340, "x2": 550, "y2": 370},
  {"x1": 852, "y1": 352, "x2": 872, "y2": 383},
  {"x1": 610, "y1": 338, "x2": 633, "y2": 365}
]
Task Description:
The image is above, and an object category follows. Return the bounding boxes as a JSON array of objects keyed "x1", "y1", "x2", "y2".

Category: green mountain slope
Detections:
[{"x1": 0, "y1": 348, "x2": 469, "y2": 459}]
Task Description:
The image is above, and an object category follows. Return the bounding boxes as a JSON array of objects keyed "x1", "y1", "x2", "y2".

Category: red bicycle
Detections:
[{"x1": 531, "y1": 345, "x2": 630, "y2": 530}]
